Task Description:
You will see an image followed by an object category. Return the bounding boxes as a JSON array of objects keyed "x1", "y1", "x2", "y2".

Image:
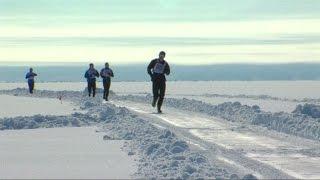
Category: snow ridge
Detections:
[{"x1": 117, "y1": 95, "x2": 320, "y2": 141}]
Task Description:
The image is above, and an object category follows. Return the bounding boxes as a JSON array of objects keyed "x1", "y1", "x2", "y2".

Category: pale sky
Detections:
[{"x1": 1, "y1": 0, "x2": 320, "y2": 65}]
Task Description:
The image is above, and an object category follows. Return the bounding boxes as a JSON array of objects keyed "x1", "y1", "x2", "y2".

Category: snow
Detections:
[
  {"x1": 0, "y1": 95, "x2": 81, "y2": 118},
  {"x1": 113, "y1": 100, "x2": 320, "y2": 179},
  {"x1": 1, "y1": 82, "x2": 320, "y2": 179},
  {"x1": 172, "y1": 95, "x2": 299, "y2": 113},
  {"x1": 0, "y1": 127, "x2": 135, "y2": 179}
]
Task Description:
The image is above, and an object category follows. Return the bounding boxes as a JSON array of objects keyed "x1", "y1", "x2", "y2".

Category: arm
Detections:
[
  {"x1": 33, "y1": 73, "x2": 38, "y2": 76},
  {"x1": 100, "y1": 69, "x2": 105, "y2": 78},
  {"x1": 110, "y1": 70, "x2": 114, "y2": 77},
  {"x1": 164, "y1": 62, "x2": 170, "y2": 75},
  {"x1": 95, "y1": 70, "x2": 99, "y2": 78},
  {"x1": 25, "y1": 73, "x2": 29, "y2": 79},
  {"x1": 147, "y1": 60, "x2": 155, "y2": 76},
  {"x1": 84, "y1": 71, "x2": 88, "y2": 78}
]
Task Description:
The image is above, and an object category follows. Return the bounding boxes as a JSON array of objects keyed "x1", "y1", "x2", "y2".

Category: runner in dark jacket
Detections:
[
  {"x1": 25, "y1": 68, "x2": 37, "y2": 94},
  {"x1": 84, "y1": 63, "x2": 99, "y2": 97},
  {"x1": 147, "y1": 51, "x2": 170, "y2": 113},
  {"x1": 100, "y1": 62, "x2": 114, "y2": 101}
]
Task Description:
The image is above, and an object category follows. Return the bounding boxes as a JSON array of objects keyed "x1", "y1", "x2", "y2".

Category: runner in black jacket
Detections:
[
  {"x1": 100, "y1": 62, "x2": 114, "y2": 101},
  {"x1": 147, "y1": 51, "x2": 170, "y2": 113}
]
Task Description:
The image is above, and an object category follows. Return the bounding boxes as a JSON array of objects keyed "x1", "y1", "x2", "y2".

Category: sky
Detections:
[{"x1": 1, "y1": 0, "x2": 320, "y2": 65}]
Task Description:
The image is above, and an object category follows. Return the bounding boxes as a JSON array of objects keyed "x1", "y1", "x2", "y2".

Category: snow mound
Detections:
[
  {"x1": 0, "y1": 113, "x2": 96, "y2": 130},
  {"x1": 117, "y1": 95, "x2": 320, "y2": 141},
  {"x1": 99, "y1": 106, "x2": 233, "y2": 179},
  {"x1": 293, "y1": 104, "x2": 320, "y2": 118},
  {"x1": 83, "y1": 87, "x2": 115, "y2": 95}
]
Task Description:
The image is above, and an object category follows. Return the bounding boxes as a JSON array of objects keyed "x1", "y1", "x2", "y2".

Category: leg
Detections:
[
  {"x1": 88, "y1": 82, "x2": 92, "y2": 96},
  {"x1": 152, "y1": 80, "x2": 160, "y2": 107},
  {"x1": 92, "y1": 81, "x2": 96, "y2": 97},
  {"x1": 31, "y1": 81, "x2": 34, "y2": 94},
  {"x1": 28, "y1": 81, "x2": 33, "y2": 94},
  {"x1": 105, "y1": 80, "x2": 111, "y2": 101},
  {"x1": 103, "y1": 80, "x2": 107, "y2": 100},
  {"x1": 157, "y1": 81, "x2": 166, "y2": 112}
]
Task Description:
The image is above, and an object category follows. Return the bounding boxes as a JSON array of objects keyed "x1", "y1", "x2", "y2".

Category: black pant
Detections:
[
  {"x1": 87, "y1": 81, "x2": 96, "y2": 97},
  {"x1": 28, "y1": 80, "x2": 34, "y2": 94},
  {"x1": 153, "y1": 79, "x2": 166, "y2": 110},
  {"x1": 103, "y1": 78, "x2": 111, "y2": 100}
]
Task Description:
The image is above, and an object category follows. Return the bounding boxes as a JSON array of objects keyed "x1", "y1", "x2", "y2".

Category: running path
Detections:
[{"x1": 112, "y1": 100, "x2": 320, "y2": 179}]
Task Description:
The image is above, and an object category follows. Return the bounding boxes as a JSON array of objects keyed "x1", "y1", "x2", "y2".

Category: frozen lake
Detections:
[
  {"x1": 0, "y1": 95, "x2": 81, "y2": 118},
  {"x1": 0, "y1": 81, "x2": 319, "y2": 99},
  {"x1": 0, "y1": 127, "x2": 136, "y2": 179},
  {"x1": 1, "y1": 81, "x2": 317, "y2": 113}
]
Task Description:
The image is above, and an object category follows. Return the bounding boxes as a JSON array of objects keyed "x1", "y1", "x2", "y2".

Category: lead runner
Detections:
[{"x1": 147, "y1": 51, "x2": 170, "y2": 113}]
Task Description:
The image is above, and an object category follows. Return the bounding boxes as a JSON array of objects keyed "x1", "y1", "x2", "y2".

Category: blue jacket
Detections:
[
  {"x1": 84, "y1": 68, "x2": 99, "y2": 82},
  {"x1": 25, "y1": 72, "x2": 37, "y2": 82}
]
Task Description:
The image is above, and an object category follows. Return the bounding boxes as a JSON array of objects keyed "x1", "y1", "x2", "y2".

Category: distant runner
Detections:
[
  {"x1": 147, "y1": 51, "x2": 170, "y2": 113},
  {"x1": 100, "y1": 62, "x2": 114, "y2": 101},
  {"x1": 25, "y1": 68, "x2": 37, "y2": 94},
  {"x1": 84, "y1": 63, "x2": 99, "y2": 97}
]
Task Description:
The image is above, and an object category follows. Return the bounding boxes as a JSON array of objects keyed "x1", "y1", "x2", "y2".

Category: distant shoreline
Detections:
[{"x1": 1, "y1": 63, "x2": 320, "y2": 81}]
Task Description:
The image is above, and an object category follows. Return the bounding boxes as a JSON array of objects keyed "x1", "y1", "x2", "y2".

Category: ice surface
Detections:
[
  {"x1": 0, "y1": 127, "x2": 135, "y2": 179},
  {"x1": 0, "y1": 95, "x2": 80, "y2": 118},
  {"x1": 2, "y1": 81, "x2": 320, "y2": 99}
]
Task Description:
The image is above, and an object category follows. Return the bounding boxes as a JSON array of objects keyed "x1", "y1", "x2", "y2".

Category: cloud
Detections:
[{"x1": 1, "y1": 35, "x2": 320, "y2": 48}]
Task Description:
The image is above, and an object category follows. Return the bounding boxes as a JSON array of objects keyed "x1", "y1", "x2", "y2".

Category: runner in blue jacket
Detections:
[
  {"x1": 25, "y1": 68, "x2": 37, "y2": 94},
  {"x1": 84, "y1": 63, "x2": 99, "y2": 97}
]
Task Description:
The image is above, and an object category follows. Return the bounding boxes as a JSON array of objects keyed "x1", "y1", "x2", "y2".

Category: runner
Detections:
[
  {"x1": 25, "y1": 68, "x2": 38, "y2": 94},
  {"x1": 147, "y1": 51, "x2": 170, "y2": 113},
  {"x1": 100, "y1": 62, "x2": 114, "y2": 101},
  {"x1": 84, "y1": 63, "x2": 99, "y2": 97}
]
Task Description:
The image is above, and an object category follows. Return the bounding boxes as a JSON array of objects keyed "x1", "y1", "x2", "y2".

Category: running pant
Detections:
[
  {"x1": 28, "y1": 80, "x2": 34, "y2": 94},
  {"x1": 87, "y1": 81, "x2": 96, "y2": 97},
  {"x1": 152, "y1": 79, "x2": 166, "y2": 110},
  {"x1": 103, "y1": 78, "x2": 111, "y2": 100}
]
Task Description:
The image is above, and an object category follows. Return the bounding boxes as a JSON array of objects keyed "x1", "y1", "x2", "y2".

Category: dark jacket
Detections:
[
  {"x1": 85, "y1": 68, "x2": 99, "y2": 82},
  {"x1": 147, "y1": 58, "x2": 170, "y2": 81},
  {"x1": 100, "y1": 67, "x2": 114, "y2": 81}
]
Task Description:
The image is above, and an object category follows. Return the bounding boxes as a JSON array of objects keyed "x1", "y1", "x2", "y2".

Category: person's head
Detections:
[
  {"x1": 159, "y1": 51, "x2": 166, "y2": 60},
  {"x1": 89, "y1": 63, "x2": 94, "y2": 69},
  {"x1": 29, "y1": 68, "x2": 33, "y2": 72},
  {"x1": 105, "y1": 62, "x2": 109, "y2": 68}
]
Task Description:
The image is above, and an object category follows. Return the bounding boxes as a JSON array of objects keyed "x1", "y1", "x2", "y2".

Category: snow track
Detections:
[{"x1": 112, "y1": 100, "x2": 320, "y2": 179}]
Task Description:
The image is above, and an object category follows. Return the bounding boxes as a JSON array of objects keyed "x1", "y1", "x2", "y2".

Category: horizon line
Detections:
[{"x1": 1, "y1": 61, "x2": 320, "y2": 67}]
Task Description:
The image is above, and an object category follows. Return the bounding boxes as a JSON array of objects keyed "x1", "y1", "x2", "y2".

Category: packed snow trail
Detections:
[{"x1": 112, "y1": 100, "x2": 320, "y2": 179}]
